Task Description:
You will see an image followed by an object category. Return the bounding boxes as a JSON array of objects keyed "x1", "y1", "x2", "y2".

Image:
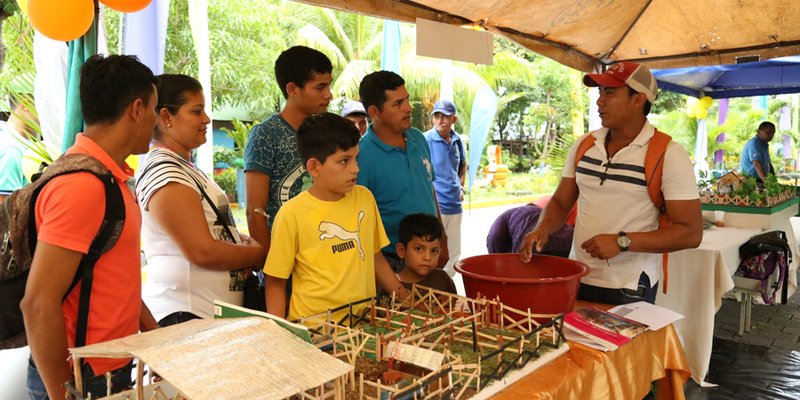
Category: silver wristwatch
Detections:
[{"x1": 617, "y1": 231, "x2": 630, "y2": 252}]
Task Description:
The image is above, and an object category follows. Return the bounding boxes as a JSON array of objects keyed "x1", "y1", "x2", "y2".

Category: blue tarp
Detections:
[{"x1": 653, "y1": 56, "x2": 800, "y2": 99}]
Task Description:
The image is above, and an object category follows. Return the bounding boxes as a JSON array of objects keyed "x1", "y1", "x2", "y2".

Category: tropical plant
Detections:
[
  {"x1": 0, "y1": 0, "x2": 20, "y2": 72},
  {"x1": 105, "y1": 0, "x2": 289, "y2": 118},
  {"x1": 213, "y1": 168, "x2": 238, "y2": 196},
  {"x1": 213, "y1": 145, "x2": 237, "y2": 167},
  {"x1": 0, "y1": 13, "x2": 54, "y2": 165},
  {"x1": 220, "y1": 118, "x2": 259, "y2": 157}
]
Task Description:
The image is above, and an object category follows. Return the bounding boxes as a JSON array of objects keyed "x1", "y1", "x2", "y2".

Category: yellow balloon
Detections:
[
  {"x1": 696, "y1": 108, "x2": 708, "y2": 120},
  {"x1": 686, "y1": 107, "x2": 696, "y2": 118},
  {"x1": 700, "y1": 96, "x2": 713, "y2": 108},
  {"x1": 16, "y1": 0, "x2": 28, "y2": 17}
]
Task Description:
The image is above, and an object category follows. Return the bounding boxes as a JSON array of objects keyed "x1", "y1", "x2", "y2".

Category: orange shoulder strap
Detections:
[
  {"x1": 644, "y1": 129, "x2": 672, "y2": 293},
  {"x1": 574, "y1": 134, "x2": 597, "y2": 170},
  {"x1": 645, "y1": 129, "x2": 671, "y2": 212}
]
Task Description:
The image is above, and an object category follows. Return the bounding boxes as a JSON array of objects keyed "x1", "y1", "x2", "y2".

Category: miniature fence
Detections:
[
  {"x1": 293, "y1": 285, "x2": 566, "y2": 400},
  {"x1": 296, "y1": 376, "x2": 347, "y2": 400},
  {"x1": 357, "y1": 365, "x2": 455, "y2": 400}
]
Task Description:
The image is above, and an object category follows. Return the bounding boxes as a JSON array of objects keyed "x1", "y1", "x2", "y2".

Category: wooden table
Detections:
[{"x1": 493, "y1": 318, "x2": 690, "y2": 400}]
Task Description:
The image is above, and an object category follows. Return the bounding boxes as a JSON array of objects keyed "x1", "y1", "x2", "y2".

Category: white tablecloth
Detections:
[{"x1": 656, "y1": 226, "x2": 760, "y2": 385}]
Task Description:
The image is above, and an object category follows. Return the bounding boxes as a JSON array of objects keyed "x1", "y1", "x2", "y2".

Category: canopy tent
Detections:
[
  {"x1": 295, "y1": 0, "x2": 800, "y2": 72},
  {"x1": 653, "y1": 56, "x2": 800, "y2": 99}
]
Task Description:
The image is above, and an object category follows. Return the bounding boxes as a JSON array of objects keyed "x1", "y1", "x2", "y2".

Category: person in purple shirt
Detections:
[
  {"x1": 487, "y1": 203, "x2": 574, "y2": 257},
  {"x1": 424, "y1": 100, "x2": 466, "y2": 277}
]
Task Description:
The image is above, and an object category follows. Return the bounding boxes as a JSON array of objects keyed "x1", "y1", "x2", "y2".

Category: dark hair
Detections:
[
  {"x1": 275, "y1": 46, "x2": 333, "y2": 99},
  {"x1": 80, "y1": 54, "x2": 156, "y2": 125},
  {"x1": 359, "y1": 71, "x2": 405, "y2": 112},
  {"x1": 398, "y1": 214, "x2": 443, "y2": 246},
  {"x1": 153, "y1": 74, "x2": 203, "y2": 139},
  {"x1": 297, "y1": 112, "x2": 360, "y2": 164},
  {"x1": 627, "y1": 86, "x2": 652, "y2": 116},
  {"x1": 758, "y1": 121, "x2": 776, "y2": 133},
  {"x1": 156, "y1": 74, "x2": 203, "y2": 114}
]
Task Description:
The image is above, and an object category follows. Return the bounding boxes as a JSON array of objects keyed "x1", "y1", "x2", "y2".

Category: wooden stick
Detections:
[
  {"x1": 72, "y1": 357, "x2": 83, "y2": 399},
  {"x1": 136, "y1": 358, "x2": 144, "y2": 400}
]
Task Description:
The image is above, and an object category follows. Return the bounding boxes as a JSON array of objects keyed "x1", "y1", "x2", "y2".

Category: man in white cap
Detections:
[
  {"x1": 341, "y1": 99, "x2": 368, "y2": 136},
  {"x1": 520, "y1": 61, "x2": 702, "y2": 305},
  {"x1": 424, "y1": 100, "x2": 466, "y2": 276}
]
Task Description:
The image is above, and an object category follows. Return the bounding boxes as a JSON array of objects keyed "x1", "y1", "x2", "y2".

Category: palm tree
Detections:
[{"x1": 289, "y1": 4, "x2": 493, "y2": 133}]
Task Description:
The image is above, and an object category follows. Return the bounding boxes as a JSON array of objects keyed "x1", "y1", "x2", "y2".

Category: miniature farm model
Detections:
[
  {"x1": 243, "y1": 284, "x2": 570, "y2": 400},
  {"x1": 67, "y1": 285, "x2": 569, "y2": 399},
  {"x1": 699, "y1": 172, "x2": 795, "y2": 208},
  {"x1": 67, "y1": 318, "x2": 352, "y2": 400}
]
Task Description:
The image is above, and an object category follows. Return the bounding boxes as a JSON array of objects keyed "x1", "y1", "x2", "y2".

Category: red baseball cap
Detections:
[{"x1": 584, "y1": 61, "x2": 658, "y2": 103}]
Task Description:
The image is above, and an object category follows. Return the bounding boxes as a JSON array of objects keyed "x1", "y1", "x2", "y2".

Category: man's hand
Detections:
[
  {"x1": 580, "y1": 234, "x2": 621, "y2": 260},
  {"x1": 519, "y1": 228, "x2": 549, "y2": 263}
]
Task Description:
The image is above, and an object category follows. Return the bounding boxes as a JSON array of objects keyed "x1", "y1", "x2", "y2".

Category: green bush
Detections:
[
  {"x1": 508, "y1": 154, "x2": 534, "y2": 172},
  {"x1": 213, "y1": 168, "x2": 238, "y2": 196},
  {"x1": 213, "y1": 146, "x2": 237, "y2": 166}
]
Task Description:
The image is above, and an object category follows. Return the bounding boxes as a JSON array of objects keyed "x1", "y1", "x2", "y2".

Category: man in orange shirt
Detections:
[{"x1": 21, "y1": 55, "x2": 159, "y2": 400}]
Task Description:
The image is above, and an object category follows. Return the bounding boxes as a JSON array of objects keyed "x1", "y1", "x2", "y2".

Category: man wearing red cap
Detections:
[{"x1": 520, "y1": 62, "x2": 702, "y2": 305}]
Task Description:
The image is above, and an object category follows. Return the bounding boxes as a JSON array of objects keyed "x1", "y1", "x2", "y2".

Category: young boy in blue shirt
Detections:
[
  {"x1": 264, "y1": 113, "x2": 407, "y2": 322},
  {"x1": 395, "y1": 214, "x2": 457, "y2": 294}
]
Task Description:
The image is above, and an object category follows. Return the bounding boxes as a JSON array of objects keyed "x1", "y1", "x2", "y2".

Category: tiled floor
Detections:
[{"x1": 685, "y1": 270, "x2": 800, "y2": 399}]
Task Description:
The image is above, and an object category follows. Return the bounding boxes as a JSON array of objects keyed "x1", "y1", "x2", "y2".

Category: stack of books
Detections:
[
  {"x1": 563, "y1": 306, "x2": 648, "y2": 351},
  {"x1": 563, "y1": 302, "x2": 684, "y2": 351}
]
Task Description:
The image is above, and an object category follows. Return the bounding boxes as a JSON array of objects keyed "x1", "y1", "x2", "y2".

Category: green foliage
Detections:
[
  {"x1": 220, "y1": 118, "x2": 259, "y2": 157},
  {"x1": 213, "y1": 146, "x2": 237, "y2": 166},
  {"x1": 651, "y1": 91, "x2": 686, "y2": 115},
  {"x1": 544, "y1": 132, "x2": 577, "y2": 179},
  {"x1": 0, "y1": 14, "x2": 54, "y2": 164},
  {"x1": 105, "y1": 0, "x2": 288, "y2": 117},
  {"x1": 213, "y1": 168, "x2": 238, "y2": 196},
  {"x1": 0, "y1": 0, "x2": 19, "y2": 17},
  {"x1": 506, "y1": 152, "x2": 533, "y2": 173}
]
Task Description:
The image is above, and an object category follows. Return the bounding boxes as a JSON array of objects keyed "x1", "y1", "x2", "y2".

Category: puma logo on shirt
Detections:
[{"x1": 319, "y1": 210, "x2": 365, "y2": 260}]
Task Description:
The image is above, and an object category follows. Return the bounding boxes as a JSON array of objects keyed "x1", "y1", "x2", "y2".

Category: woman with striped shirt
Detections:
[{"x1": 136, "y1": 75, "x2": 264, "y2": 325}]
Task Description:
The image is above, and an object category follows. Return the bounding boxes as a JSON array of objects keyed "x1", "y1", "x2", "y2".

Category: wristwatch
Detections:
[{"x1": 617, "y1": 231, "x2": 630, "y2": 252}]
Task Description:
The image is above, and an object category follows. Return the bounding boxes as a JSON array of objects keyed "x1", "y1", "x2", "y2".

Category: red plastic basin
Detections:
[{"x1": 455, "y1": 253, "x2": 590, "y2": 318}]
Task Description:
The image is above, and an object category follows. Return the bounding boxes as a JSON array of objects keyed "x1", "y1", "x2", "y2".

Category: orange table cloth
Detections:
[{"x1": 493, "y1": 320, "x2": 690, "y2": 400}]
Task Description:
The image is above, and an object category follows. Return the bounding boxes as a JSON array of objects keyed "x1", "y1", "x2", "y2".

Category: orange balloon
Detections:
[
  {"x1": 28, "y1": 0, "x2": 94, "y2": 42},
  {"x1": 100, "y1": 0, "x2": 152, "y2": 13}
]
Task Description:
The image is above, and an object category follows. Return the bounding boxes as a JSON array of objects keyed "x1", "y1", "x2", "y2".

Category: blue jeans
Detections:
[
  {"x1": 578, "y1": 272, "x2": 659, "y2": 305},
  {"x1": 26, "y1": 358, "x2": 47, "y2": 400},
  {"x1": 27, "y1": 357, "x2": 133, "y2": 400}
]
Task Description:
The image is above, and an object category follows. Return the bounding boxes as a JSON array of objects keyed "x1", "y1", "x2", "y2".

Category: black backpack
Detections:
[
  {"x1": 736, "y1": 230, "x2": 792, "y2": 305},
  {"x1": 0, "y1": 153, "x2": 125, "y2": 349}
]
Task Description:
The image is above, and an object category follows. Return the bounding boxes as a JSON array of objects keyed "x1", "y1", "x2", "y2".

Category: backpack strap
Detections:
[
  {"x1": 644, "y1": 129, "x2": 672, "y2": 294},
  {"x1": 573, "y1": 134, "x2": 597, "y2": 171},
  {"x1": 26, "y1": 157, "x2": 126, "y2": 349},
  {"x1": 139, "y1": 156, "x2": 237, "y2": 242},
  {"x1": 73, "y1": 173, "x2": 125, "y2": 348}
]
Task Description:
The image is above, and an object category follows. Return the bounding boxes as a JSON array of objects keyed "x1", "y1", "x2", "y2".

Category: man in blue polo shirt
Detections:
[
  {"x1": 740, "y1": 121, "x2": 776, "y2": 183},
  {"x1": 357, "y1": 71, "x2": 448, "y2": 272},
  {"x1": 424, "y1": 100, "x2": 466, "y2": 277}
]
